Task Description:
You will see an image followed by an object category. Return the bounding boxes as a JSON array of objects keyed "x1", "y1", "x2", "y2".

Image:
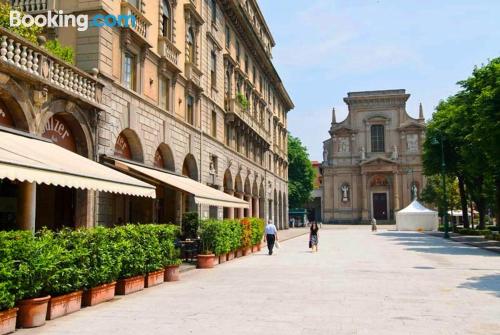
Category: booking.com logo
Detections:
[{"x1": 9, "y1": 10, "x2": 136, "y2": 32}]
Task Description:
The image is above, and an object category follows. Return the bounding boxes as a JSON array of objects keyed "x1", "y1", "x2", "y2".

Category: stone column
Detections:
[
  {"x1": 393, "y1": 171, "x2": 400, "y2": 211},
  {"x1": 361, "y1": 173, "x2": 369, "y2": 221},
  {"x1": 17, "y1": 182, "x2": 36, "y2": 233},
  {"x1": 226, "y1": 190, "x2": 235, "y2": 219},
  {"x1": 236, "y1": 193, "x2": 244, "y2": 218},
  {"x1": 253, "y1": 197, "x2": 259, "y2": 218},
  {"x1": 246, "y1": 195, "x2": 252, "y2": 218}
]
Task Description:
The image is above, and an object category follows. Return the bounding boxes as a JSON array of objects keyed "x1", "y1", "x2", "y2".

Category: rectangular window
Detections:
[
  {"x1": 211, "y1": 110, "x2": 217, "y2": 138},
  {"x1": 159, "y1": 77, "x2": 170, "y2": 111},
  {"x1": 371, "y1": 125, "x2": 385, "y2": 152},
  {"x1": 236, "y1": 41, "x2": 240, "y2": 62},
  {"x1": 127, "y1": 0, "x2": 139, "y2": 8},
  {"x1": 123, "y1": 52, "x2": 136, "y2": 91},
  {"x1": 225, "y1": 124, "x2": 230, "y2": 146},
  {"x1": 252, "y1": 65, "x2": 256, "y2": 83},
  {"x1": 225, "y1": 25, "x2": 231, "y2": 48},
  {"x1": 187, "y1": 95, "x2": 194, "y2": 125},
  {"x1": 210, "y1": 51, "x2": 217, "y2": 88},
  {"x1": 244, "y1": 54, "x2": 248, "y2": 73}
]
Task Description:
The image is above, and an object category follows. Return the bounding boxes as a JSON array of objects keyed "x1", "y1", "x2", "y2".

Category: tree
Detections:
[
  {"x1": 288, "y1": 135, "x2": 315, "y2": 209},
  {"x1": 420, "y1": 175, "x2": 460, "y2": 217}
]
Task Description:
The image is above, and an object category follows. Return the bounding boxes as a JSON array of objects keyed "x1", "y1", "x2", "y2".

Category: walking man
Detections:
[
  {"x1": 371, "y1": 217, "x2": 377, "y2": 232},
  {"x1": 264, "y1": 219, "x2": 278, "y2": 255}
]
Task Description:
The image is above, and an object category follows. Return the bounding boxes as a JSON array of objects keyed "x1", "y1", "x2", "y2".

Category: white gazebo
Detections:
[{"x1": 396, "y1": 200, "x2": 439, "y2": 231}]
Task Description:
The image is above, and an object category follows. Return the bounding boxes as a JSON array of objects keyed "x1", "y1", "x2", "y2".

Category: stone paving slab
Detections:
[
  {"x1": 17, "y1": 226, "x2": 500, "y2": 335},
  {"x1": 426, "y1": 231, "x2": 500, "y2": 254}
]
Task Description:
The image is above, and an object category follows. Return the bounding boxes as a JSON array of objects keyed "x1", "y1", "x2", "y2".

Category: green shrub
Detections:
[
  {"x1": 236, "y1": 92, "x2": 249, "y2": 110},
  {"x1": 44, "y1": 39, "x2": 74, "y2": 64},
  {"x1": 136, "y1": 224, "x2": 164, "y2": 273},
  {"x1": 250, "y1": 218, "x2": 265, "y2": 246},
  {"x1": 227, "y1": 219, "x2": 242, "y2": 251},
  {"x1": 182, "y1": 212, "x2": 199, "y2": 239},
  {"x1": 42, "y1": 229, "x2": 89, "y2": 297},
  {"x1": 156, "y1": 224, "x2": 181, "y2": 266},
  {"x1": 114, "y1": 224, "x2": 147, "y2": 278},
  {"x1": 199, "y1": 220, "x2": 218, "y2": 254},
  {"x1": 457, "y1": 228, "x2": 490, "y2": 236},
  {"x1": 0, "y1": 4, "x2": 41, "y2": 43},
  {"x1": 213, "y1": 220, "x2": 231, "y2": 256},
  {"x1": 84, "y1": 227, "x2": 121, "y2": 288},
  {"x1": 0, "y1": 231, "x2": 21, "y2": 310}
]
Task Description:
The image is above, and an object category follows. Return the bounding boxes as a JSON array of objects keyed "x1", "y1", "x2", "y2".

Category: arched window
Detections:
[
  {"x1": 186, "y1": 27, "x2": 195, "y2": 64},
  {"x1": 162, "y1": 0, "x2": 172, "y2": 40},
  {"x1": 371, "y1": 125, "x2": 385, "y2": 152}
]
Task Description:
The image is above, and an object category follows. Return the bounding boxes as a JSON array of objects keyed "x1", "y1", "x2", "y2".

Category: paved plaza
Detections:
[{"x1": 19, "y1": 226, "x2": 500, "y2": 335}]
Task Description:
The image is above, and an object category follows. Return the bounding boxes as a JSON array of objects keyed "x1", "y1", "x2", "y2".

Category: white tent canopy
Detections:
[{"x1": 396, "y1": 199, "x2": 439, "y2": 231}]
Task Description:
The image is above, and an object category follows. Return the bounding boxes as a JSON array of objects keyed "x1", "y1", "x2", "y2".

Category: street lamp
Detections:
[{"x1": 432, "y1": 131, "x2": 449, "y2": 238}]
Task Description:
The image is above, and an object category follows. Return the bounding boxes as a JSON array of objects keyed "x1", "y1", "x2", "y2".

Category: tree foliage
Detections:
[
  {"x1": 423, "y1": 57, "x2": 500, "y2": 228},
  {"x1": 288, "y1": 135, "x2": 315, "y2": 208}
]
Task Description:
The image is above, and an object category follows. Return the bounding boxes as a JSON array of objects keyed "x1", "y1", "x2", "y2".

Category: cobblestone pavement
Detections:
[{"x1": 18, "y1": 226, "x2": 500, "y2": 335}]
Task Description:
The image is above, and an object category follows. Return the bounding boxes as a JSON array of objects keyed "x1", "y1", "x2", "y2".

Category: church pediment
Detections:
[
  {"x1": 398, "y1": 120, "x2": 425, "y2": 130},
  {"x1": 329, "y1": 125, "x2": 355, "y2": 136},
  {"x1": 359, "y1": 156, "x2": 397, "y2": 166}
]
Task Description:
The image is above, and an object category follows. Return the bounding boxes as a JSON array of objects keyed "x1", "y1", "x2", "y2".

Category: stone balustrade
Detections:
[
  {"x1": 230, "y1": 98, "x2": 269, "y2": 145},
  {"x1": 10, "y1": 0, "x2": 49, "y2": 13},
  {"x1": 0, "y1": 28, "x2": 103, "y2": 105},
  {"x1": 158, "y1": 37, "x2": 180, "y2": 67},
  {"x1": 120, "y1": 0, "x2": 151, "y2": 41},
  {"x1": 185, "y1": 62, "x2": 202, "y2": 88}
]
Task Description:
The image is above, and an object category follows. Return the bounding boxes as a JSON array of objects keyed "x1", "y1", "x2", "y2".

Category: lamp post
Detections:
[{"x1": 433, "y1": 131, "x2": 449, "y2": 238}]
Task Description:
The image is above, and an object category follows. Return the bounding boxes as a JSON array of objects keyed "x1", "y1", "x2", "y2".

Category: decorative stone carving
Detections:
[
  {"x1": 360, "y1": 146, "x2": 366, "y2": 160},
  {"x1": 407, "y1": 134, "x2": 418, "y2": 153},
  {"x1": 339, "y1": 137, "x2": 350, "y2": 153},
  {"x1": 411, "y1": 183, "x2": 418, "y2": 200}
]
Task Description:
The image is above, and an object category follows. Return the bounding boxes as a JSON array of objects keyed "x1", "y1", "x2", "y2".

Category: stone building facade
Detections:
[
  {"x1": 322, "y1": 90, "x2": 425, "y2": 224},
  {"x1": 0, "y1": 0, "x2": 292, "y2": 230}
]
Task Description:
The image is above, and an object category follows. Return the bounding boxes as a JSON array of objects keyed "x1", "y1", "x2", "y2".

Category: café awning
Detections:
[
  {"x1": 113, "y1": 160, "x2": 249, "y2": 208},
  {"x1": 0, "y1": 129, "x2": 156, "y2": 198}
]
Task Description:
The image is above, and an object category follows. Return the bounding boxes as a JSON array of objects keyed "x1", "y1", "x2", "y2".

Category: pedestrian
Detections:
[
  {"x1": 264, "y1": 219, "x2": 278, "y2": 255},
  {"x1": 309, "y1": 222, "x2": 319, "y2": 252},
  {"x1": 371, "y1": 217, "x2": 377, "y2": 232}
]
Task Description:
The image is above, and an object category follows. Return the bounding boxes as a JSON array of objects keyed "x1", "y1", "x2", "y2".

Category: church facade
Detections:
[{"x1": 321, "y1": 90, "x2": 426, "y2": 224}]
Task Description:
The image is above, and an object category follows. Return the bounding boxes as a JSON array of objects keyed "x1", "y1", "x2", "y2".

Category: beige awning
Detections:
[
  {"x1": 114, "y1": 160, "x2": 249, "y2": 208},
  {"x1": 0, "y1": 130, "x2": 156, "y2": 198}
]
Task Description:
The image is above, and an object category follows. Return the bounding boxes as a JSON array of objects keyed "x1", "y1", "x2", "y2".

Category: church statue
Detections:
[
  {"x1": 411, "y1": 184, "x2": 418, "y2": 200},
  {"x1": 323, "y1": 147, "x2": 328, "y2": 163},
  {"x1": 391, "y1": 145, "x2": 398, "y2": 160},
  {"x1": 360, "y1": 146, "x2": 366, "y2": 160},
  {"x1": 341, "y1": 184, "x2": 349, "y2": 202}
]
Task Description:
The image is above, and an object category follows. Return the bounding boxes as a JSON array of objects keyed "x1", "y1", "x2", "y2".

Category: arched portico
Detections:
[
  {"x1": 223, "y1": 169, "x2": 234, "y2": 219},
  {"x1": 154, "y1": 143, "x2": 176, "y2": 223}
]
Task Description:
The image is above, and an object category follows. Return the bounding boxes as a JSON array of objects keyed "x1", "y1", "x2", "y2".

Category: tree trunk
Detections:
[
  {"x1": 458, "y1": 175, "x2": 469, "y2": 228},
  {"x1": 474, "y1": 177, "x2": 486, "y2": 230},
  {"x1": 496, "y1": 176, "x2": 500, "y2": 228}
]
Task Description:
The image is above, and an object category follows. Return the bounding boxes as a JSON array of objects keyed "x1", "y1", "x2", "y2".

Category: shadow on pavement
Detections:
[
  {"x1": 377, "y1": 232, "x2": 498, "y2": 257},
  {"x1": 459, "y1": 274, "x2": 500, "y2": 297}
]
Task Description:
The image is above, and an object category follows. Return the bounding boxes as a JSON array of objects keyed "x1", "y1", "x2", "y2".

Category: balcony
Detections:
[
  {"x1": 185, "y1": 62, "x2": 202, "y2": 89},
  {"x1": 158, "y1": 37, "x2": 180, "y2": 72},
  {"x1": 228, "y1": 98, "x2": 270, "y2": 146},
  {"x1": 0, "y1": 27, "x2": 103, "y2": 106},
  {"x1": 10, "y1": 0, "x2": 54, "y2": 14},
  {"x1": 120, "y1": 0, "x2": 151, "y2": 47}
]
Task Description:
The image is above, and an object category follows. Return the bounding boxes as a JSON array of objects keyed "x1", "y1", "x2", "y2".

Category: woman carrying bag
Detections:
[{"x1": 309, "y1": 222, "x2": 319, "y2": 252}]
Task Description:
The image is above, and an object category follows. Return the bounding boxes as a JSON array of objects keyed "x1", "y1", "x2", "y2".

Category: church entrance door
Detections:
[{"x1": 372, "y1": 193, "x2": 388, "y2": 220}]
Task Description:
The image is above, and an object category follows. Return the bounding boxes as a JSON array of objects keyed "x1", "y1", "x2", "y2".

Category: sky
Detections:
[{"x1": 258, "y1": 0, "x2": 500, "y2": 161}]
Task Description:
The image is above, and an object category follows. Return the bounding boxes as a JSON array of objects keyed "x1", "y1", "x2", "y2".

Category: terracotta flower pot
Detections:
[
  {"x1": 219, "y1": 253, "x2": 227, "y2": 264},
  {"x1": 257, "y1": 244, "x2": 262, "y2": 251},
  {"x1": 82, "y1": 282, "x2": 116, "y2": 307},
  {"x1": 164, "y1": 265, "x2": 180, "y2": 282},
  {"x1": 46, "y1": 290, "x2": 83, "y2": 320},
  {"x1": 213, "y1": 254, "x2": 219, "y2": 266},
  {"x1": 16, "y1": 295, "x2": 50, "y2": 328},
  {"x1": 145, "y1": 270, "x2": 164, "y2": 288},
  {"x1": 116, "y1": 275, "x2": 145, "y2": 295},
  {"x1": 252, "y1": 245, "x2": 258, "y2": 253},
  {"x1": 242, "y1": 247, "x2": 252, "y2": 256},
  {"x1": 226, "y1": 251, "x2": 235, "y2": 261},
  {"x1": 235, "y1": 248, "x2": 243, "y2": 258},
  {"x1": 0, "y1": 308, "x2": 18, "y2": 335},
  {"x1": 197, "y1": 254, "x2": 215, "y2": 269}
]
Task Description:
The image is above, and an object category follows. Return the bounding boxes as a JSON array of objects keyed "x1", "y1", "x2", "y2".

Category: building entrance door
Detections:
[{"x1": 372, "y1": 193, "x2": 388, "y2": 220}]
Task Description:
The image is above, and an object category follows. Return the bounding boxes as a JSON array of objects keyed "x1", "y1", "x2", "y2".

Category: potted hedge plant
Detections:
[
  {"x1": 44, "y1": 229, "x2": 89, "y2": 320},
  {"x1": 240, "y1": 218, "x2": 253, "y2": 256},
  {"x1": 0, "y1": 231, "x2": 19, "y2": 335},
  {"x1": 226, "y1": 220, "x2": 241, "y2": 261},
  {"x1": 214, "y1": 220, "x2": 231, "y2": 264},
  {"x1": 158, "y1": 225, "x2": 182, "y2": 282},
  {"x1": 114, "y1": 225, "x2": 147, "y2": 295},
  {"x1": 182, "y1": 212, "x2": 199, "y2": 240},
  {"x1": 82, "y1": 227, "x2": 121, "y2": 306},
  {"x1": 14, "y1": 229, "x2": 58, "y2": 328},
  {"x1": 250, "y1": 218, "x2": 265, "y2": 252},
  {"x1": 139, "y1": 225, "x2": 165, "y2": 288},
  {"x1": 197, "y1": 220, "x2": 217, "y2": 269}
]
